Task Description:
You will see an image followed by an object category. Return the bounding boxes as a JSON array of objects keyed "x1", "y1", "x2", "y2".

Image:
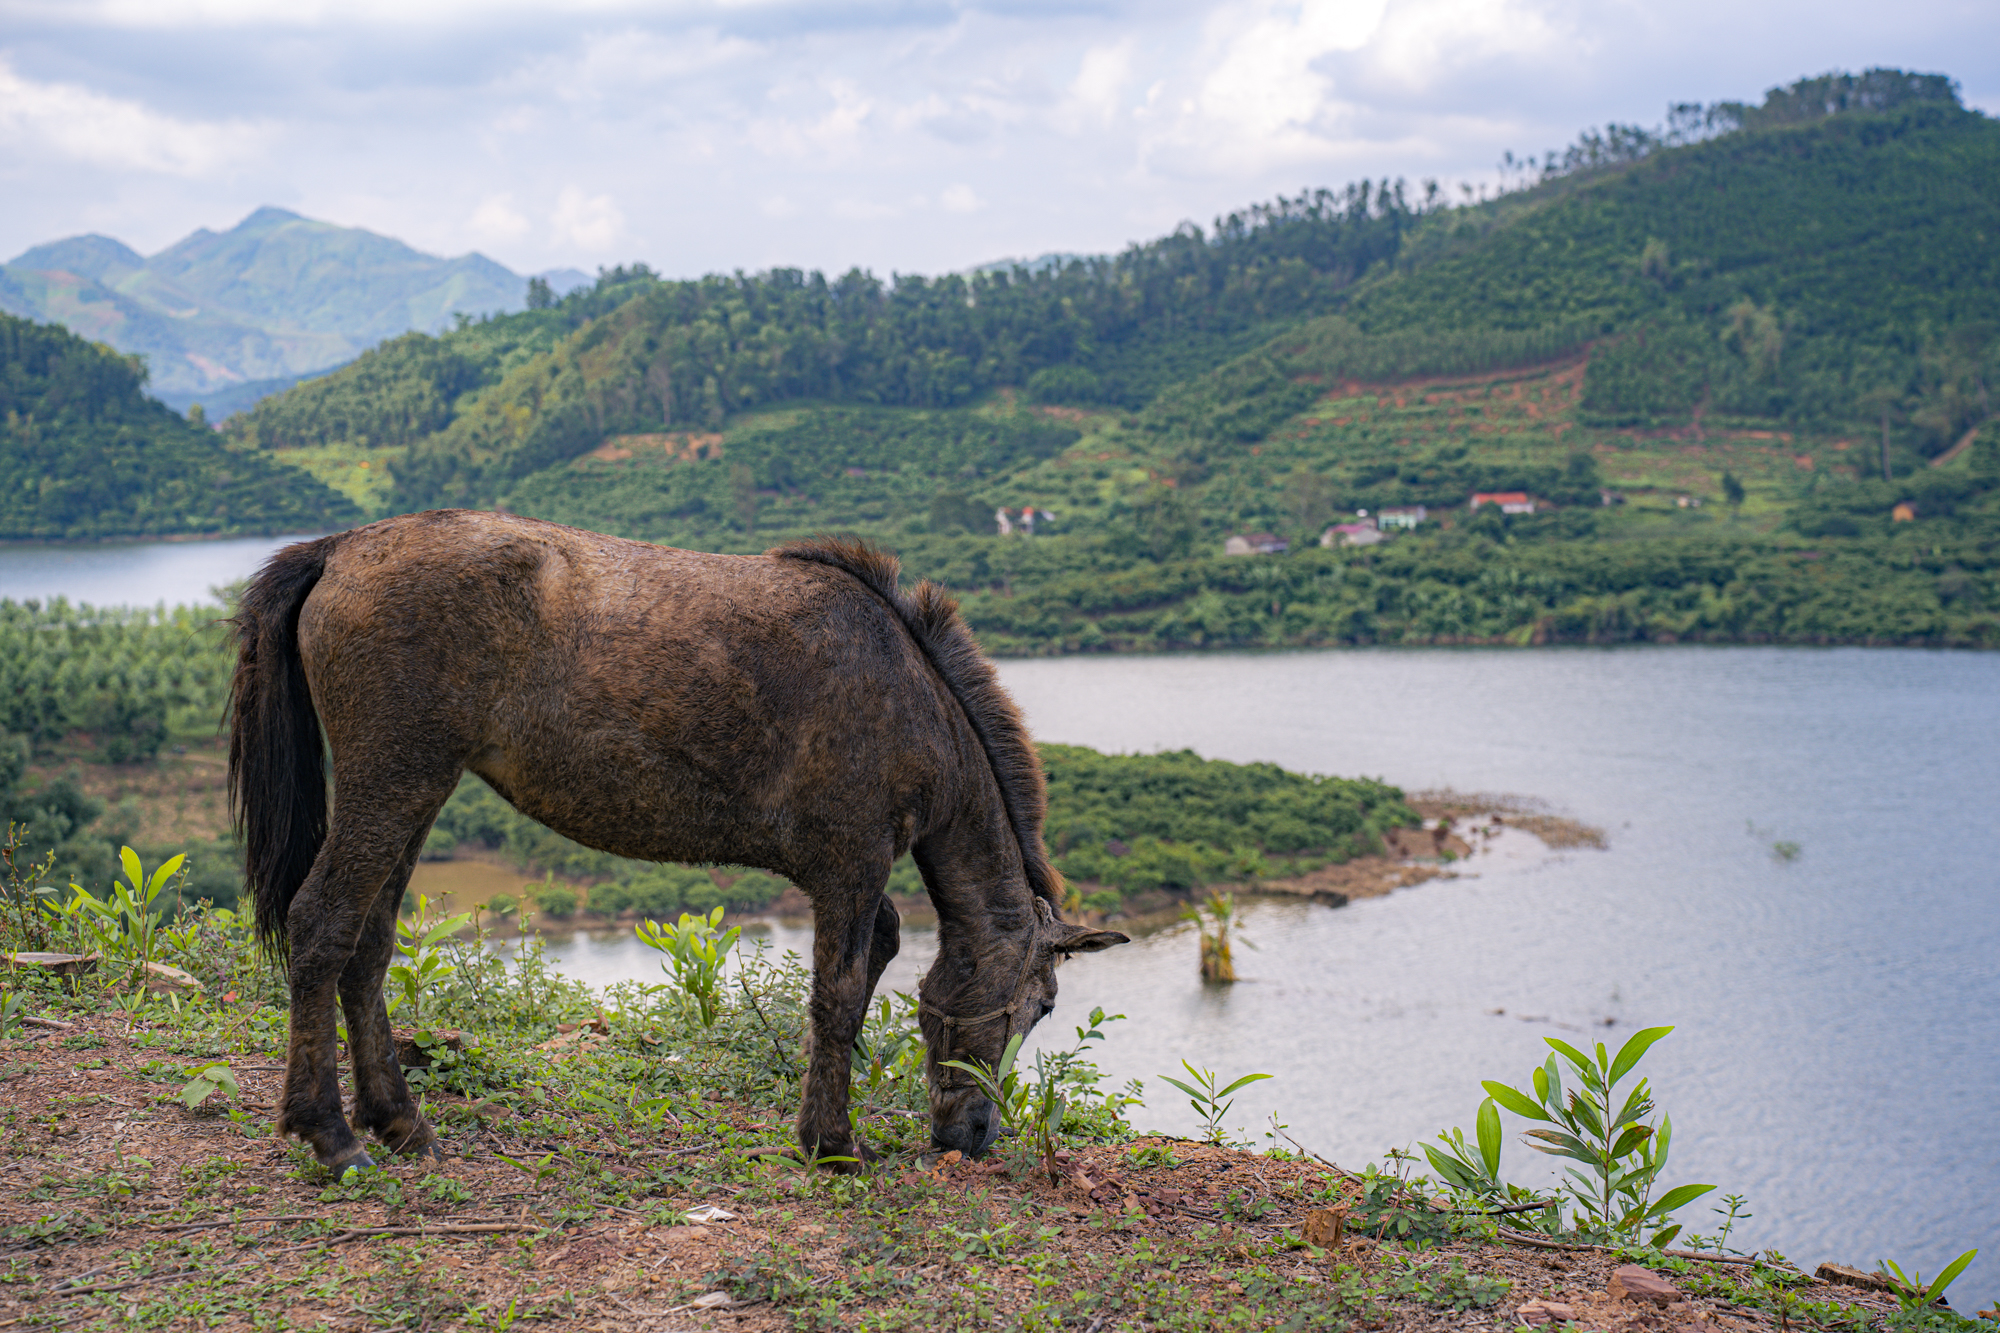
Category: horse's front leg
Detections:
[{"x1": 798, "y1": 896, "x2": 879, "y2": 1168}]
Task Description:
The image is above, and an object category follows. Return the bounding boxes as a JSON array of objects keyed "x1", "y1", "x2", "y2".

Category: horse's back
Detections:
[{"x1": 296, "y1": 510, "x2": 947, "y2": 870}]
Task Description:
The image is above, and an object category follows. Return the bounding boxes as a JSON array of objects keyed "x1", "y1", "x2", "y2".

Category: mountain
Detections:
[
  {"x1": 134, "y1": 70, "x2": 2000, "y2": 645},
  {"x1": 0, "y1": 208, "x2": 532, "y2": 411},
  {"x1": 0, "y1": 312, "x2": 360, "y2": 540}
]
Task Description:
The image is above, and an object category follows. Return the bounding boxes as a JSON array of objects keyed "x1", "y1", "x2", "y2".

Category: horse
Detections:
[{"x1": 227, "y1": 510, "x2": 1128, "y2": 1173}]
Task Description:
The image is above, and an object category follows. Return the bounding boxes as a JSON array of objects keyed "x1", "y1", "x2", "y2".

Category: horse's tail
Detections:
[{"x1": 228, "y1": 535, "x2": 340, "y2": 959}]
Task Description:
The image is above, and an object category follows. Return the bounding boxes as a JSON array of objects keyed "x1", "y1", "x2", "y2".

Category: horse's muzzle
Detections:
[{"x1": 931, "y1": 1089, "x2": 1003, "y2": 1158}]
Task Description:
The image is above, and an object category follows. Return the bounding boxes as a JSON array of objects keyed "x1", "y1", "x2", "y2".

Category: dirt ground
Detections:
[{"x1": 0, "y1": 1008, "x2": 1910, "y2": 1333}]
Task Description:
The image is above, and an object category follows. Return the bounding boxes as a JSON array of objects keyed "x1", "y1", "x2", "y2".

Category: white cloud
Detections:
[
  {"x1": 940, "y1": 183, "x2": 984, "y2": 213},
  {"x1": 0, "y1": 56, "x2": 270, "y2": 177},
  {"x1": 469, "y1": 193, "x2": 531, "y2": 243},
  {"x1": 551, "y1": 185, "x2": 626, "y2": 251},
  {"x1": 1065, "y1": 39, "x2": 1136, "y2": 128}
]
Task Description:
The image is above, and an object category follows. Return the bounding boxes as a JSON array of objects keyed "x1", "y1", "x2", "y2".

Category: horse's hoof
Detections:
[
  {"x1": 401, "y1": 1140, "x2": 445, "y2": 1162},
  {"x1": 327, "y1": 1145, "x2": 376, "y2": 1174}
]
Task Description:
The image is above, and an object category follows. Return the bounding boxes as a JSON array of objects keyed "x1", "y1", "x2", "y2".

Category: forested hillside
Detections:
[
  {"x1": 0, "y1": 314, "x2": 359, "y2": 539},
  {"x1": 186, "y1": 71, "x2": 2000, "y2": 646}
]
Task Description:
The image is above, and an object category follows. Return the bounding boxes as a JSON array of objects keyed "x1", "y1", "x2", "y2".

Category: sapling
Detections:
[{"x1": 1481, "y1": 1025, "x2": 1713, "y2": 1245}]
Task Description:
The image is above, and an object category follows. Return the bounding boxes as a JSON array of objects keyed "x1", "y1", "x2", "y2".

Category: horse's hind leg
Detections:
[
  {"x1": 339, "y1": 821, "x2": 438, "y2": 1159},
  {"x1": 280, "y1": 784, "x2": 454, "y2": 1171}
]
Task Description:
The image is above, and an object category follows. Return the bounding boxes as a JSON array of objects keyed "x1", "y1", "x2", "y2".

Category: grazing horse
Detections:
[{"x1": 228, "y1": 510, "x2": 1127, "y2": 1172}]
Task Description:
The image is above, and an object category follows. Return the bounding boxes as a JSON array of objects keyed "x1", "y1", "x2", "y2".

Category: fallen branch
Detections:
[
  {"x1": 21, "y1": 1016, "x2": 75, "y2": 1031},
  {"x1": 145, "y1": 1213, "x2": 317, "y2": 1233}
]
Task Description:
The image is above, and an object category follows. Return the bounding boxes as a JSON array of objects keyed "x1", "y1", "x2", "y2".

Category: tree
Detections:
[
  {"x1": 526, "y1": 276, "x2": 554, "y2": 310},
  {"x1": 728, "y1": 463, "x2": 758, "y2": 533},
  {"x1": 1721, "y1": 471, "x2": 1745, "y2": 507}
]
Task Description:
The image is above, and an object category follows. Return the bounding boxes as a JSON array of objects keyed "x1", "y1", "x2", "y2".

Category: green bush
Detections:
[{"x1": 536, "y1": 885, "x2": 577, "y2": 919}]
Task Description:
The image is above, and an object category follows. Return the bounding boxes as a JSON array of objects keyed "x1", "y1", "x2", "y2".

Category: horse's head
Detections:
[{"x1": 921, "y1": 896, "x2": 1128, "y2": 1157}]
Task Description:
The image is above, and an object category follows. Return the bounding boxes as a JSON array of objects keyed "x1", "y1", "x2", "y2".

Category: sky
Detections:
[{"x1": 3, "y1": 0, "x2": 1998, "y2": 282}]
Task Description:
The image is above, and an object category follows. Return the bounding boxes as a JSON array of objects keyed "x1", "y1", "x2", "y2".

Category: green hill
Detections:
[
  {"x1": 195, "y1": 69, "x2": 2000, "y2": 646},
  {"x1": 0, "y1": 208, "x2": 531, "y2": 411},
  {"x1": 0, "y1": 314, "x2": 361, "y2": 540}
]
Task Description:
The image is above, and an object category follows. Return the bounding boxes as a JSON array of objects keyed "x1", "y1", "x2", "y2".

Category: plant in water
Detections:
[
  {"x1": 1879, "y1": 1249, "x2": 1978, "y2": 1314},
  {"x1": 1481, "y1": 1025, "x2": 1714, "y2": 1245},
  {"x1": 1157, "y1": 1061, "x2": 1271, "y2": 1145},
  {"x1": 1181, "y1": 891, "x2": 1249, "y2": 982},
  {"x1": 387, "y1": 894, "x2": 475, "y2": 1027},
  {"x1": 635, "y1": 906, "x2": 740, "y2": 1028},
  {"x1": 178, "y1": 1060, "x2": 239, "y2": 1110}
]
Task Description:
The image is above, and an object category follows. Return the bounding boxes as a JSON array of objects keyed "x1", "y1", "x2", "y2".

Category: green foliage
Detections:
[
  {"x1": 386, "y1": 894, "x2": 476, "y2": 1026},
  {"x1": 177, "y1": 1060, "x2": 238, "y2": 1110},
  {"x1": 1480, "y1": 1026, "x2": 1715, "y2": 1244},
  {"x1": 1156, "y1": 1061, "x2": 1272, "y2": 1146},
  {"x1": 634, "y1": 906, "x2": 741, "y2": 1029},
  {"x1": 225, "y1": 331, "x2": 486, "y2": 449},
  {"x1": 1879, "y1": 1250, "x2": 1979, "y2": 1313},
  {"x1": 0, "y1": 313, "x2": 358, "y2": 538},
  {"x1": 1043, "y1": 744, "x2": 1411, "y2": 897},
  {"x1": 533, "y1": 883, "x2": 577, "y2": 919},
  {"x1": 64, "y1": 846, "x2": 187, "y2": 977}
]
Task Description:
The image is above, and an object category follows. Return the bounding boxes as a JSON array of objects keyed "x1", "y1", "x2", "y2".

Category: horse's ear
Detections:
[
  {"x1": 1047, "y1": 920, "x2": 1130, "y2": 954},
  {"x1": 1033, "y1": 896, "x2": 1057, "y2": 927}
]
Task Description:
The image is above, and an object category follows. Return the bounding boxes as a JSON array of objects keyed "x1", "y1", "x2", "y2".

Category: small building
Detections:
[
  {"x1": 1892, "y1": 502, "x2": 1917, "y2": 522},
  {"x1": 1224, "y1": 532, "x2": 1289, "y2": 556},
  {"x1": 1376, "y1": 506, "x2": 1427, "y2": 530},
  {"x1": 1470, "y1": 491, "x2": 1536, "y2": 515},
  {"x1": 1320, "y1": 523, "x2": 1386, "y2": 548}
]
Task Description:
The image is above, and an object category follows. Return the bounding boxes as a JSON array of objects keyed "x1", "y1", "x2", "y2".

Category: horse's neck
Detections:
[{"x1": 916, "y1": 789, "x2": 1035, "y2": 940}]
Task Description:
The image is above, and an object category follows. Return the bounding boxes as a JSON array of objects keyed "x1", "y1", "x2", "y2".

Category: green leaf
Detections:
[
  {"x1": 1650, "y1": 1223, "x2": 1684, "y2": 1249},
  {"x1": 1609, "y1": 1124, "x2": 1653, "y2": 1159},
  {"x1": 1475, "y1": 1098, "x2": 1502, "y2": 1178},
  {"x1": 147, "y1": 853, "x2": 187, "y2": 896},
  {"x1": 1930, "y1": 1248, "x2": 1979, "y2": 1300},
  {"x1": 1215, "y1": 1072, "x2": 1273, "y2": 1098},
  {"x1": 1482, "y1": 1081, "x2": 1552, "y2": 1123},
  {"x1": 1545, "y1": 1037, "x2": 1593, "y2": 1078},
  {"x1": 1566, "y1": 1091, "x2": 1607, "y2": 1141},
  {"x1": 119, "y1": 846, "x2": 143, "y2": 893},
  {"x1": 1523, "y1": 1128, "x2": 1600, "y2": 1166},
  {"x1": 1644, "y1": 1182, "x2": 1717, "y2": 1220},
  {"x1": 1607, "y1": 1026, "x2": 1674, "y2": 1086},
  {"x1": 1423, "y1": 1145, "x2": 1473, "y2": 1187},
  {"x1": 1611, "y1": 1082, "x2": 1654, "y2": 1129}
]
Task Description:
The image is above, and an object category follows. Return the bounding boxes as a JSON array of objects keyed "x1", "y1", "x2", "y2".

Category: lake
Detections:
[
  {"x1": 528, "y1": 646, "x2": 2000, "y2": 1308},
  {"x1": 7, "y1": 539, "x2": 1994, "y2": 1307},
  {"x1": 0, "y1": 533, "x2": 321, "y2": 609}
]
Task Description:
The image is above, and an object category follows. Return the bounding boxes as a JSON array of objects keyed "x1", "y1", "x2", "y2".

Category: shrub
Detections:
[{"x1": 536, "y1": 885, "x2": 577, "y2": 919}]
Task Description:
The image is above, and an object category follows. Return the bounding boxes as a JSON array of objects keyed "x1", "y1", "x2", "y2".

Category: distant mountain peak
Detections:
[
  {"x1": 236, "y1": 206, "x2": 309, "y2": 232},
  {"x1": 7, "y1": 233, "x2": 147, "y2": 281}
]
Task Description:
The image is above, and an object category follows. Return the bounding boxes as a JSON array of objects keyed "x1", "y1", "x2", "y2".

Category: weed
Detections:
[
  {"x1": 177, "y1": 1060, "x2": 238, "y2": 1109},
  {"x1": 635, "y1": 906, "x2": 740, "y2": 1028},
  {"x1": 387, "y1": 894, "x2": 475, "y2": 1026},
  {"x1": 1180, "y1": 890, "x2": 1250, "y2": 983},
  {"x1": 1879, "y1": 1249, "x2": 1979, "y2": 1314},
  {"x1": 1157, "y1": 1061, "x2": 1271, "y2": 1145}
]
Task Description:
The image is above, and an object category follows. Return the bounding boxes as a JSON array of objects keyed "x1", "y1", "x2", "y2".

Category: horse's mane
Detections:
[{"x1": 773, "y1": 536, "x2": 1064, "y2": 909}]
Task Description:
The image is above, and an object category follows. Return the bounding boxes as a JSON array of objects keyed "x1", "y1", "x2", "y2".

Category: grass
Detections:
[{"x1": 0, "y1": 895, "x2": 1971, "y2": 1333}]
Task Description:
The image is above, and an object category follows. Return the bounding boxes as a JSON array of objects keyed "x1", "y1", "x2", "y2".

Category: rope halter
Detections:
[{"x1": 917, "y1": 901, "x2": 1055, "y2": 1088}]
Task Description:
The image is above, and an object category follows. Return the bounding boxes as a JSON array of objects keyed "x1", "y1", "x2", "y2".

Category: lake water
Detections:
[
  {"x1": 0, "y1": 533, "x2": 320, "y2": 608},
  {"x1": 9, "y1": 539, "x2": 1995, "y2": 1307}
]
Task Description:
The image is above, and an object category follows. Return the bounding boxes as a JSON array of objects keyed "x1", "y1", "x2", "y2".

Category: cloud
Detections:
[
  {"x1": 469, "y1": 193, "x2": 531, "y2": 243},
  {"x1": 0, "y1": 56, "x2": 271, "y2": 176},
  {"x1": 940, "y1": 183, "x2": 984, "y2": 213},
  {"x1": 551, "y1": 185, "x2": 625, "y2": 251}
]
